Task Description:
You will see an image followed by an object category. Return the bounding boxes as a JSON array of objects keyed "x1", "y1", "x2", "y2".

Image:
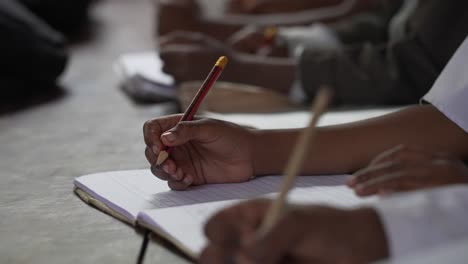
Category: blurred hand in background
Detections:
[
  {"x1": 225, "y1": 0, "x2": 345, "y2": 14},
  {"x1": 347, "y1": 145, "x2": 468, "y2": 196},
  {"x1": 159, "y1": 36, "x2": 296, "y2": 94}
]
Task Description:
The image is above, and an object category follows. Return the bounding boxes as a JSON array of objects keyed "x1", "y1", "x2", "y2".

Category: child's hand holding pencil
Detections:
[
  {"x1": 200, "y1": 199, "x2": 388, "y2": 264},
  {"x1": 143, "y1": 114, "x2": 256, "y2": 190},
  {"x1": 144, "y1": 56, "x2": 255, "y2": 190}
]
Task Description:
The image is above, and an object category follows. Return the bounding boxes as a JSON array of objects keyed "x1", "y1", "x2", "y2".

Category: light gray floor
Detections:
[{"x1": 0, "y1": 0, "x2": 189, "y2": 263}]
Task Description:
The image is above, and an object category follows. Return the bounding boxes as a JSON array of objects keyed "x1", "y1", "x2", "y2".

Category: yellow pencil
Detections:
[{"x1": 258, "y1": 87, "x2": 332, "y2": 236}]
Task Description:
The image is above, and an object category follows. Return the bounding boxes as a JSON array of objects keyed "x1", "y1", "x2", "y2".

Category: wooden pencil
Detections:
[
  {"x1": 258, "y1": 87, "x2": 332, "y2": 236},
  {"x1": 257, "y1": 26, "x2": 278, "y2": 56},
  {"x1": 156, "y1": 56, "x2": 228, "y2": 166}
]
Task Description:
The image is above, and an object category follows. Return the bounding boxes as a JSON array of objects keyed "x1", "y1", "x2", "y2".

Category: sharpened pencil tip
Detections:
[{"x1": 156, "y1": 151, "x2": 169, "y2": 166}]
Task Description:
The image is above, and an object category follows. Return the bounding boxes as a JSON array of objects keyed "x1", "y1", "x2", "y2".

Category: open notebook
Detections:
[
  {"x1": 114, "y1": 52, "x2": 177, "y2": 103},
  {"x1": 74, "y1": 169, "x2": 375, "y2": 259}
]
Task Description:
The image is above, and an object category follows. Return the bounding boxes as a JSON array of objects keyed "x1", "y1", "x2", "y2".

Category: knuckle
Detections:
[
  {"x1": 385, "y1": 150, "x2": 404, "y2": 167},
  {"x1": 184, "y1": 121, "x2": 198, "y2": 128},
  {"x1": 387, "y1": 145, "x2": 407, "y2": 159},
  {"x1": 167, "y1": 181, "x2": 182, "y2": 191},
  {"x1": 355, "y1": 167, "x2": 377, "y2": 181},
  {"x1": 151, "y1": 166, "x2": 169, "y2": 181},
  {"x1": 392, "y1": 149, "x2": 408, "y2": 162},
  {"x1": 145, "y1": 147, "x2": 153, "y2": 159},
  {"x1": 204, "y1": 119, "x2": 220, "y2": 131},
  {"x1": 352, "y1": 170, "x2": 366, "y2": 180},
  {"x1": 284, "y1": 209, "x2": 305, "y2": 226},
  {"x1": 399, "y1": 144, "x2": 409, "y2": 151},
  {"x1": 186, "y1": 121, "x2": 201, "y2": 134},
  {"x1": 356, "y1": 173, "x2": 372, "y2": 182},
  {"x1": 143, "y1": 120, "x2": 153, "y2": 132},
  {"x1": 175, "y1": 122, "x2": 190, "y2": 135}
]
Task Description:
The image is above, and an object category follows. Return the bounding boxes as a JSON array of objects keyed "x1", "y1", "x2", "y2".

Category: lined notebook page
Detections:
[
  {"x1": 205, "y1": 108, "x2": 397, "y2": 129},
  {"x1": 75, "y1": 170, "x2": 173, "y2": 222},
  {"x1": 137, "y1": 175, "x2": 375, "y2": 256},
  {"x1": 74, "y1": 170, "x2": 364, "y2": 223}
]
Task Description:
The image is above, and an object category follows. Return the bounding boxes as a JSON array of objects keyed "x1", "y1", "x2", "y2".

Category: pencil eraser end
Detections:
[
  {"x1": 215, "y1": 56, "x2": 228, "y2": 69},
  {"x1": 264, "y1": 26, "x2": 278, "y2": 39}
]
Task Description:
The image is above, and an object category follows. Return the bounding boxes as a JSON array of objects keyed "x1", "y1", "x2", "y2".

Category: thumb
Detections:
[
  {"x1": 244, "y1": 212, "x2": 304, "y2": 264},
  {"x1": 160, "y1": 120, "x2": 216, "y2": 146}
]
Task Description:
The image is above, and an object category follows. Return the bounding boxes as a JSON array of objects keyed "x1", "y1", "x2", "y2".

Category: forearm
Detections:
[
  {"x1": 249, "y1": 0, "x2": 345, "y2": 14},
  {"x1": 204, "y1": 0, "x2": 367, "y2": 30},
  {"x1": 226, "y1": 55, "x2": 297, "y2": 94},
  {"x1": 252, "y1": 128, "x2": 300, "y2": 175},
  {"x1": 198, "y1": 20, "x2": 243, "y2": 41},
  {"x1": 253, "y1": 105, "x2": 468, "y2": 175},
  {"x1": 292, "y1": 0, "x2": 374, "y2": 13},
  {"x1": 235, "y1": 0, "x2": 375, "y2": 24}
]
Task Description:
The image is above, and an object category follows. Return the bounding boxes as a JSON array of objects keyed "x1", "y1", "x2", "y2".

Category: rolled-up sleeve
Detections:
[
  {"x1": 373, "y1": 185, "x2": 468, "y2": 258},
  {"x1": 423, "y1": 36, "x2": 468, "y2": 133},
  {"x1": 376, "y1": 37, "x2": 468, "y2": 259}
]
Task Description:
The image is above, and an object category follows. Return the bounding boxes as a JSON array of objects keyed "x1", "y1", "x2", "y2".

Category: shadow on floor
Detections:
[{"x1": 0, "y1": 84, "x2": 67, "y2": 116}]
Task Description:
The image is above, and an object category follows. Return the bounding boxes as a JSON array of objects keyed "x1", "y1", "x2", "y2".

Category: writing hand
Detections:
[
  {"x1": 159, "y1": 39, "x2": 231, "y2": 84},
  {"x1": 200, "y1": 199, "x2": 388, "y2": 264},
  {"x1": 143, "y1": 115, "x2": 255, "y2": 190}
]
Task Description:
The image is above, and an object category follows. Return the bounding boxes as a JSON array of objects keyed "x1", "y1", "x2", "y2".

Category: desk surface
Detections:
[
  {"x1": 0, "y1": 0, "x2": 188, "y2": 263},
  {"x1": 0, "y1": 1, "x2": 401, "y2": 263}
]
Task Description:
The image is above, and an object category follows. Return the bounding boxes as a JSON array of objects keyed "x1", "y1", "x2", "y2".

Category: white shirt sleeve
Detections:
[
  {"x1": 379, "y1": 238, "x2": 468, "y2": 264},
  {"x1": 279, "y1": 24, "x2": 342, "y2": 103},
  {"x1": 374, "y1": 37, "x2": 468, "y2": 259},
  {"x1": 373, "y1": 185, "x2": 468, "y2": 258},
  {"x1": 277, "y1": 24, "x2": 342, "y2": 58},
  {"x1": 422, "y1": 36, "x2": 468, "y2": 133}
]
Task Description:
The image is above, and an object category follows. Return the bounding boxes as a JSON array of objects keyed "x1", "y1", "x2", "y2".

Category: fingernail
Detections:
[
  {"x1": 162, "y1": 132, "x2": 176, "y2": 142},
  {"x1": 355, "y1": 184, "x2": 366, "y2": 194},
  {"x1": 152, "y1": 145, "x2": 159, "y2": 155},
  {"x1": 162, "y1": 165, "x2": 169, "y2": 174},
  {"x1": 183, "y1": 177, "x2": 192, "y2": 185},
  {"x1": 379, "y1": 189, "x2": 394, "y2": 196},
  {"x1": 346, "y1": 176, "x2": 356, "y2": 186}
]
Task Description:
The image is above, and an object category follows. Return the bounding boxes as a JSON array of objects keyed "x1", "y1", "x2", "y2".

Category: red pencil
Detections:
[
  {"x1": 155, "y1": 56, "x2": 228, "y2": 166},
  {"x1": 257, "y1": 26, "x2": 278, "y2": 56}
]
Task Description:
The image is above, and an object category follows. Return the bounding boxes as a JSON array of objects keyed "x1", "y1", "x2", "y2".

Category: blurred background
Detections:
[{"x1": 1, "y1": 0, "x2": 467, "y2": 263}]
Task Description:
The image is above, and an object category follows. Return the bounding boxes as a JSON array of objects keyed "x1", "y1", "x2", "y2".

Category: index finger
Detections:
[
  {"x1": 347, "y1": 161, "x2": 397, "y2": 187},
  {"x1": 370, "y1": 145, "x2": 438, "y2": 166},
  {"x1": 355, "y1": 171, "x2": 407, "y2": 196},
  {"x1": 204, "y1": 199, "x2": 270, "y2": 246},
  {"x1": 143, "y1": 115, "x2": 182, "y2": 150},
  {"x1": 159, "y1": 31, "x2": 206, "y2": 47}
]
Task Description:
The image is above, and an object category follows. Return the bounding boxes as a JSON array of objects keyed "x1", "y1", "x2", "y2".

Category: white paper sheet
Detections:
[
  {"x1": 75, "y1": 170, "x2": 375, "y2": 257},
  {"x1": 114, "y1": 51, "x2": 174, "y2": 86},
  {"x1": 138, "y1": 174, "x2": 374, "y2": 256},
  {"x1": 205, "y1": 108, "x2": 398, "y2": 129}
]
